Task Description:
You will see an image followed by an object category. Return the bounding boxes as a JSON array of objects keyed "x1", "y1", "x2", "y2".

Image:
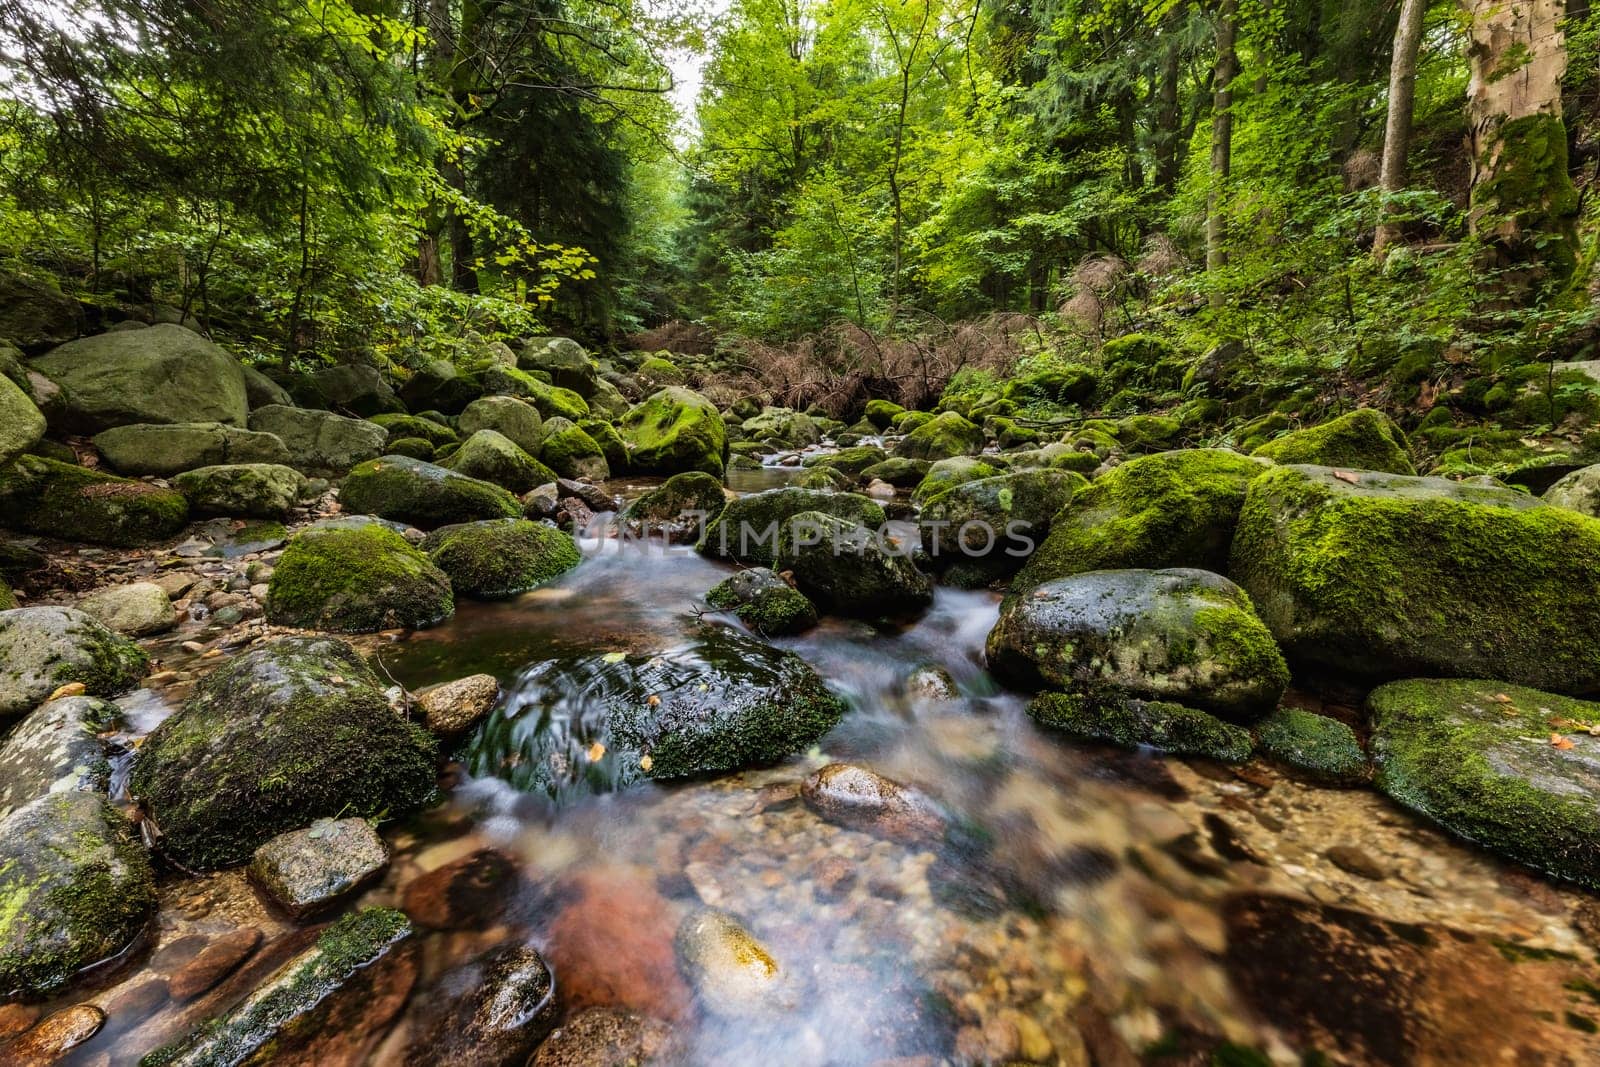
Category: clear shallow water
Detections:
[{"x1": 37, "y1": 488, "x2": 1600, "y2": 1065}]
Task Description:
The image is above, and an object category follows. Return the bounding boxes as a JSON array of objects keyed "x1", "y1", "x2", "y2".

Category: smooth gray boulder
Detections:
[
  {"x1": 91, "y1": 422, "x2": 289, "y2": 476},
  {"x1": 29, "y1": 324, "x2": 247, "y2": 431},
  {"x1": 0, "y1": 606, "x2": 148, "y2": 719},
  {"x1": 247, "y1": 404, "x2": 387, "y2": 475}
]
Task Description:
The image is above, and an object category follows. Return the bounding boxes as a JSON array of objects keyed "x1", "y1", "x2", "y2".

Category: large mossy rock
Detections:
[
  {"x1": 910, "y1": 456, "x2": 1006, "y2": 505},
  {"x1": 422, "y1": 518, "x2": 581, "y2": 598},
  {"x1": 1254, "y1": 706, "x2": 1368, "y2": 783},
  {"x1": 619, "y1": 387, "x2": 727, "y2": 476},
  {"x1": 92, "y1": 422, "x2": 290, "y2": 476},
  {"x1": 248, "y1": 404, "x2": 387, "y2": 475},
  {"x1": 0, "y1": 271, "x2": 83, "y2": 352},
  {"x1": 1251, "y1": 408, "x2": 1415, "y2": 474},
  {"x1": 864, "y1": 399, "x2": 905, "y2": 429},
  {"x1": 697, "y1": 488, "x2": 885, "y2": 566},
  {"x1": 0, "y1": 792, "x2": 156, "y2": 998},
  {"x1": 0, "y1": 696, "x2": 122, "y2": 818},
  {"x1": 919, "y1": 469, "x2": 1087, "y2": 585},
  {"x1": 1231, "y1": 464, "x2": 1600, "y2": 693},
  {"x1": 1013, "y1": 448, "x2": 1264, "y2": 592},
  {"x1": 398, "y1": 357, "x2": 486, "y2": 414},
  {"x1": 0, "y1": 455, "x2": 188, "y2": 546},
  {"x1": 519, "y1": 336, "x2": 599, "y2": 396},
  {"x1": 143, "y1": 908, "x2": 413, "y2": 1066},
  {"x1": 1027, "y1": 692, "x2": 1254, "y2": 762},
  {"x1": 130, "y1": 636, "x2": 439, "y2": 869},
  {"x1": 774, "y1": 511, "x2": 933, "y2": 617},
  {"x1": 445, "y1": 429, "x2": 558, "y2": 493},
  {"x1": 174, "y1": 463, "x2": 309, "y2": 519},
  {"x1": 0, "y1": 606, "x2": 148, "y2": 718},
  {"x1": 620, "y1": 471, "x2": 728, "y2": 541},
  {"x1": 705, "y1": 568, "x2": 818, "y2": 635},
  {"x1": 1544, "y1": 464, "x2": 1600, "y2": 517},
  {"x1": 371, "y1": 412, "x2": 459, "y2": 450},
  {"x1": 0, "y1": 373, "x2": 45, "y2": 467},
  {"x1": 988, "y1": 568, "x2": 1288, "y2": 721},
  {"x1": 265, "y1": 522, "x2": 454, "y2": 632},
  {"x1": 893, "y1": 411, "x2": 983, "y2": 461},
  {"x1": 459, "y1": 395, "x2": 543, "y2": 455},
  {"x1": 462, "y1": 626, "x2": 845, "y2": 800},
  {"x1": 1369, "y1": 679, "x2": 1600, "y2": 888},
  {"x1": 742, "y1": 407, "x2": 820, "y2": 449},
  {"x1": 539, "y1": 417, "x2": 610, "y2": 481},
  {"x1": 30, "y1": 325, "x2": 247, "y2": 431},
  {"x1": 803, "y1": 445, "x2": 887, "y2": 477},
  {"x1": 340, "y1": 454, "x2": 521, "y2": 529}
]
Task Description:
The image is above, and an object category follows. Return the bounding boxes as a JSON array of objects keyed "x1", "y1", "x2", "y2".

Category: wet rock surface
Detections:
[
  {"x1": 407, "y1": 945, "x2": 557, "y2": 1066},
  {"x1": 250, "y1": 818, "x2": 389, "y2": 920},
  {"x1": 0, "y1": 695, "x2": 122, "y2": 817},
  {"x1": 801, "y1": 763, "x2": 947, "y2": 845},
  {"x1": 0, "y1": 606, "x2": 148, "y2": 718}
]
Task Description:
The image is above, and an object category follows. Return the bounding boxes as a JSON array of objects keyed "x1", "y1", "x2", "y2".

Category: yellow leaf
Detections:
[
  {"x1": 640, "y1": 754, "x2": 654, "y2": 772},
  {"x1": 1550, "y1": 733, "x2": 1575, "y2": 750},
  {"x1": 48, "y1": 682, "x2": 86, "y2": 701},
  {"x1": 586, "y1": 741, "x2": 606, "y2": 761},
  {"x1": 647, "y1": 694, "x2": 661, "y2": 707}
]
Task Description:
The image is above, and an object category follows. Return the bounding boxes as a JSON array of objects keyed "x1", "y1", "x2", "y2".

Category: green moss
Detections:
[
  {"x1": 1471, "y1": 113, "x2": 1580, "y2": 283},
  {"x1": 1003, "y1": 364, "x2": 1098, "y2": 406},
  {"x1": 619, "y1": 386, "x2": 727, "y2": 476},
  {"x1": 1100, "y1": 333, "x2": 1186, "y2": 394},
  {"x1": 1252, "y1": 409, "x2": 1415, "y2": 474},
  {"x1": 698, "y1": 488, "x2": 885, "y2": 566},
  {"x1": 910, "y1": 456, "x2": 1005, "y2": 504},
  {"x1": 0, "y1": 579, "x2": 14, "y2": 611},
  {"x1": 892, "y1": 410, "x2": 934, "y2": 433},
  {"x1": 387, "y1": 435, "x2": 434, "y2": 460},
  {"x1": 1028, "y1": 692, "x2": 1253, "y2": 762},
  {"x1": 579, "y1": 418, "x2": 629, "y2": 471},
  {"x1": 265, "y1": 523, "x2": 454, "y2": 632},
  {"x1": 1254, "y1": 706, "x2": 1368, "y2": 782},
  {"x1": 860, "y1": 457, "x2": 930, "y2": 487},
  {"x1": 732, "y1": 586, "x2": 817, "y2": 635},
  {"x1": 1014, "y1": 448, "x2": 1264, "y2": 591},
  {"x1": 538, "y1": 419, "x2": 609, "y2": 480},
  {"x1": 622, "y1": 471, "x2": 727, "y2": 528},
  {"x1": 0, "y1": 455, "x2": 188, "y2": 547},
  {"x1": 1231, "y1": 464, "x2": 1600, "y2": 691},
  {"x1": 340, "y1": 455, "x2": 521, "y2": 528},
  {"x1": 803, "y1": 445, "x2": 887, "y2": 477},
  {"x1": 893, "y1": 411, "x2": 983, "y2": 461},
  {"x1": 369, "y1": 413, "x2": 457, "y2": 448},
  {"x1": 1369, "y1": 678, "x2": 1600, "y2": 888},
  {"x1": 445, "y1": 429, "x2": 559, "y2": 493},
  {"x1": 637, "y1": 356, "x2": 686, "y2": 387},
  {"x1": 864, "y1": 399, "x2": 905, "y2": 429},
  {"x1": 423, "y1": 518, "x2": 581, "y2": 598}
]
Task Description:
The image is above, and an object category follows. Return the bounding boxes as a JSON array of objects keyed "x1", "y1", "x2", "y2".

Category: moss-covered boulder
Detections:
[
  {"x1": 802, "y1": 445, "x2": 887, "y2": 478},
  {"x1": 1099, "y1": 332, "x2": 1186, "y2": 394},
  {"x1": 0, "y1": 606, "x2": 147, "y2": 718},
  {"x1": 910, "y1": 455, "x2": 1006, "y2": 505},
  {"x1": 919, "y1": 469, "x2": 1087, "y2": 586},
  {"x1": 539, "y1": 417, "x2": 610, "y2": 481},
  {"x1": 864, "y1": 399, "x2": 905, "y2": 429},
  {"x1": 1254, "y1": 706, "x2": 1367, "y2": 783},
  {"x1": 619, "y1": 387, "x2": 726, "y2": 477},
  {"x1": 457, "y1": 395, "x2": 541, "y2": 456},
  {"x1": 705, "y1": 568, "x2": 818, "y2": 635},
  {"x1": 698, "y1": 488, "x2": 886, "y2": 566},
  {"x1": 130, "y1": 636, "x2": 438, "y2": 869},
  {"x1": 370, "y1": 412, "x2": 458, "y2": 449},
  {"x1": 1005, "y1": 364, "x2": 1100, "y2": 406},
  {"x1": 483, "y1": 364, "x2": 591, "y2": 421},
  {"x1": 248, "y1": 404, "x2": 387, "y2": 476},
  {"x1": 444, "y1": 429, "x2": 558, "y2": 493},
  {"x1": 388, "y1": 436, "x2": 434, "y2": 460},
  {"x1": 29, "y1": 324, "x2": 248, "y2": 432},
  {"x1": 265, "y1": 522, "x2": 454, "y2": 632},
  {"x1": 460, "y1": 626, "x2": 845, "y2": 800},
  {"x1": 292, "y1": 363, "x2": 402, "y2": 416},
  {"x1": 742, "y1": 407, "x2": 820, "y2": 449},
  {"x1": 1028, "y1": 692, "x2": 1253, "y2": 761},
  {"x1": 422, "y1": 518, "x2": 581, "y2": 598},
  {"x1": 141, "y1": 908, "x2": 413, "y2": 1066},
  {"x1": 173, "y1": 463, "x2": 309, "y2": 519},
  {"x1": 92, "y1": 422, "x2": 290, "y2": 477},
  {"x1": 1003, "y1": 442, "x2": 1101, "y2": 474},
  {"x1": 519, "y1": 337, "x2": 599, "y2": 396},
  {"x1": 774, "y1": 511, "x2": 933, "y2": 617},
  {"x1": 0, "y1": 373, "x2": 45, "y2": 467},
  {"x1": 988, "y1": 568, "x2": 1288, "y2": 721},
  {"x1": 1231, "y1": 464, "x2": 1600, "y2": 693},
  {"x1": 860, "y1": 456, "x2": 929, "y2": 488},
  {"x1": 1013, "y1": 448, "x2": 1264, "y2": 592},
  {"x1": 0, "y1": 792, "x2": 156, "y2": 999},
  {"x1": 0, "y1": 696, "x2": 122, "y2": 818},
  {"x1": 620, "y1": 471, "x2": 728, "y2": 542},
  {"x1": 579, "y1": 417, "x2": 629, "y2": 472},
  {"x1": 0, "y1": 271, "x2": 83, "y2": 352},
  {"x1": 1252, "y1": 409, "x2": 1414, "y2": 474},
  {"x1": 1369, "y1": 679, "x2": 1600, "y2": 888},
  {"x1": 636, "y1": 355, "x2": 686, "y2": 391},
  {"x1": 1544, "y1": 464, "x2": 1600, "y2": 517},
  {"x1": 0, "y1": 455, "x2": 188, "y2": 547},
  {"x1": 893, "y1": 411, "x2": 983, "y2": 461},
  {"x1": 340, "y1": 454, "x2": 521, "y2": 528}
]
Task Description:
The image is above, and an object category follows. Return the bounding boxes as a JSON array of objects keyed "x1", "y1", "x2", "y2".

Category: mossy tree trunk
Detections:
[
  {"x1": 1206, "y1": 0, "x2": 1238, "y2": 284},
  {"x1": 1461, "y1": 0, "x2": 1580, "y2": 287},
  {"x1": 1374, "y1": 0, "x2": 1427, "y2": 259}
]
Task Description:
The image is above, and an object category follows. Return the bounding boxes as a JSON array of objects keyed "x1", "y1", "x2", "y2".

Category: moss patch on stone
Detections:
[
  {"x1": 423, "y1": 518, "x2": 581, "y2": 598},
  {"x1": 1252, "y1": 409, "x2": 1415, "y2": 474},
  {"x1": 619, "y1": 387, "x2": 727, "y2": 476},
  {"x1": 1254, "y1": 706, "x2": 1368, "y2": 783},
  {"x1": 0, "y1": 454, "x2": 189, "y2": 546},
  {"x1": 1028, "y1": 692, "x2": 1253, "y2": 762},
  {"x1": 698, "y1": 488, "x2": 885, "y2": 566},
  {"x1": 265, "y1": 523, "x2": 454, "y2": 632},
  {"x1": 340, "y1": 454, "x2": 521, "y2": 528}
]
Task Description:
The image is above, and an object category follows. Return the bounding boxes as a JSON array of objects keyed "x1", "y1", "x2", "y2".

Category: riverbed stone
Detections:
[
  {"x1": 919, "y1": 468, "x2": 1087, "y2": 585},
  {"x1": 743, "y1": 407, "x2": 821, "y2": 449},
  {"x1": 530, "y1": 1007, "x2": 682, "y2": 1067},
  {"x1": 0, "y1": 373, "x2": 45, "y2": 467},
  {"x1": 416, "y1": 674, "x2": 500, "y2": 736},
  {"x1": 801, "y1": 762, "x2": 947, "y2": 844},
  {"x1": 0, "y1": 606, "x2": 148, "y2": 718},
  {"x1": 1014, "y1": 448, "x2": 1265, "y2": 592},
  {"x1": 296, "y1": 362, "x2": 403, "y2": 415},
  {"x1": 29, "y1": 324, "x2": 247, "y2": 431},
  {"x1": 462, "y1": 625, "x2": 845, "y2": 797},
  {"x1": 266, "y1": 522, "x2": 454, "y2": 632},
  {"x1": 1231, "y1": 463, "x2": 1600, "y2": 693},
  {"x1": 422, "y1": 518, "x2": 581, "y2": 598},
  {"x1": 247, "y1": 403, "x2": 387, "y2": 475},
  {"x1": 539, "y1": 417, "x2": 610, "y2": 481},
  {"x1": 459, "y1": 395, "x2": 543, "y2": 454},
  {"x1": 406, "y1": 945, "x2": 557, "y2": 1066},
  {"x1": 894, "y1": 411, "x2": 983, "y2": 461},
  {"x1": 698, "y1": 487, "x2": 885, "y2": 566},
  {"x1": 165, "y1": 926, "x2": 263, "y2": 1001},
  {"x1": 988, "y1": 568, "x2": 1288, "y2": 720},
  {"x1": 401, "y1": 848, "x2": 517, "y2": 931},
  {"x1": 341, "y1": 454, "x2": 521, "y2": 528},
  {"x1": 621, "y1": 471, "x2": 727, "y2": 542},
  {"x1": 1543, "y1": 463, "x2": 1600, "y2": 517},
  {"x1": 618, "y1": 387, "x2": 727, "y2": 476},
  {"x1": 91, "y1": 422, "x2": 289, "y2": 476},
  {"x1": 803, "y1": 445, "x2": 887, "y2": 478},
  {"x1": 0, "y1": 454, "x2": 189, "y2": 546},
  {"x1": 130, "y1": 635, "x2": 438, "y2": 868},
  {"x1": 77, "y1": 580, "x2": 176, "y2": 635},
  {"x1": 860, "y1": 456, "x2": 930, "y2": 488},
  {"x1": 1251, "y1": 408, "x2": 1415, "y2": 474},
  {"x1": 173, "y1": 462, "x2": 309, "y2": 518},
  {"x1": 910, "y1": 456, "x2": 1006, "y2": 505},
  {"x1": 242, "y1": 364, "x2": 293, "y2": 409},
  {"x1": 520, "y1": 336, "x2": 599, "y2": 395},
  {"x1": 1368, "y1": 679, "x2": 1600, "y2": 888},
  {"x1": 0, "y1": 792, "x2": 156, "y2": 998},
  {"x1": 444, "y1": 428, "x2": 557, "y2": 494},
  {"x1": 249, "y1": 818, "x2": 389, "y2": 919},
  {"x1": 675, "y1": 909, "x2": 800, "y2": 1019},
  {"x1": 4, "y1": 1004, "x2": 105, "y2": 1061},
  {"x1": 0, "y1": 696, "x2": 121, "y2": 818},
  {"x1": 774, "y1": 511, "x2": 933, "y2": 617},
  {"x1": 142, "y1": 908, "x2": 413, "y2": 1066},
  {"x1": 704, "y1": 567, "x2": 817, "y2": 635},
  {"x1": 1254, "y1": 706, "x2": 1368, "y2": 783},
  {"x1": 1028, "y1": 692, "x2": 1254, "y2": 761}
]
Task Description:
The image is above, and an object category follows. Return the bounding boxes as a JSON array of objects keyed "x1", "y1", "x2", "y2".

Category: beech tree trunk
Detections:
[
  {"x1": 1206, "y1": 0, "x2": 1238, "y2": 280},
  {"x1": 1461, "y1": 0, "x2": 1580, "y2": 285},
  {"x1": 1374, "y1": 0, "x2": 1427, "y2": 258}
]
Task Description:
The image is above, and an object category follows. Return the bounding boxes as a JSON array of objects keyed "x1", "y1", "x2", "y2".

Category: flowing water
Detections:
[{"x1": 32, "y1": 470, "x2": 1600, "y2": 1065}]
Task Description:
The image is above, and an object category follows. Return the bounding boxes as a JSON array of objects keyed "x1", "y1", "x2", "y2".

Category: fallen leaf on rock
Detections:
[
  {"x1": 587, "y1": 741, "x2": 607, "y2": 761},
  {"x1": 1550, "y1": 733, "x2": 1575, "y2": 750},
  {"x1": 647, "y1": 694, "x2": 661, "y2": 707},
  {"x1": 602, "y1": 651, "x2": 626, "y2": 664},
  {"x1": 640, "y1": 754, "x2": 654, "y2": 772},
  {"x1": 1332, "y1": 470, "x2": 1360, "y2": 484},
  {"x1": 48, "y1": 682, "x2": 86, "y2": 701}
]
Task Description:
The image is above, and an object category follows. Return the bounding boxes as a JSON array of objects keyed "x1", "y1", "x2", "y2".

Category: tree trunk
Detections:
[
  {"x1": 1374, "y1": 0, "x2": 1427, "y2": 258},
  {"x1": 1206, "y1": 0, "x2": 1238, "y2": 280},
  {"x1": 1461, "y1": 0, "x2": 1580, "y2": 286},
  {"x1": 1154, "y1": 25, "x2": 1183, "y2": 193}
]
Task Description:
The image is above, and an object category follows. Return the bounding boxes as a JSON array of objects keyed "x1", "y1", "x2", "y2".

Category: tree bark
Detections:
[
  {"x1": 1154, "y1": 24, "x2": 1183, "y2": 193},
  {"x1": 1461, "y1": 0, "x2": 1580, "y2": 285},
  {"x1": 1206, "y1": 0, "x2": 1238, "y2": 280},
  {"x1": 1374, "y1": 0, "x2": 1427, "y2": 258}
]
